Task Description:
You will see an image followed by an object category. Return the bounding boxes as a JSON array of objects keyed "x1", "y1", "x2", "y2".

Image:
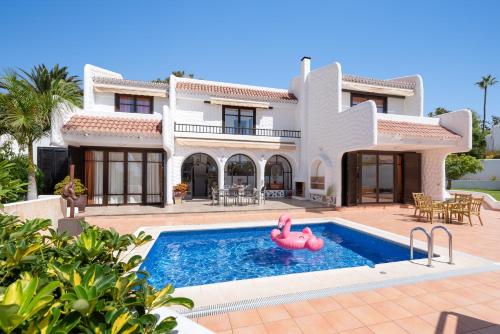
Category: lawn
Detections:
[{"x1": 452, "y1": 188, "x2": 500, "y2": 200}]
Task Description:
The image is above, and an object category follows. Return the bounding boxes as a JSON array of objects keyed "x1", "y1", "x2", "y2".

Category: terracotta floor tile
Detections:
[
  {"x1": 228, "y1": 309, "x2": 262, "y2": 328},
  {"x1": 394, "y1": 316, "x2": 436, "y2": 334},
  {"x1": 368, "y1": 321, "x2": 408, "y2": 334},
  {"x1": 283, "y1": 300, "x2": 317, "y2": 317},
  {"x1": 354, "y1": 290, "x2": 386, "y2": 304},
  {"x1": 447, "y1": 307, "x2": 496, "y2": 331},
  {"x1": 294, "y1": 314, "x2": 336, "y2": 334},
  {"x1": 334, "y1": 293, "x2": 366, "y2": 308},
  {"x1": 257, "y1": 305, "x2": 291, "y2": 323},
  {"x1": 393, "y1": 297, "x2": 432, "y2": 316},
  {"x1": 454, "y1": 286, "x2": 495, "y2": 304},
  {"x1": 419, "y1": 311, "x2": 472, "y2": 334},
  {"x1": 474, "y1": 284, "x2": 500, "y2": 298},
  {"x1": 478, "y1": 325, "x2": 500, "y2": 334},
  {"x1": 217, "y1": 331, "x2": 233, "y2": 334},
  {"x1": 486, "y1": 299, "x2": 500, "y2": 311},
  {"x1": 393, "y1": 284, "x2": 428, "y2": 297},
  {"x1": 416, "y1": 293, "x2": 456, "y2": 311},
  {"x1": 370, "y1": 300, "x2": 413, "y2": 320},
  {"x1": 375, "y1": 287, "x2": 407, "y2": 300},
  {"x1": 263, "y1": 319, "x2": 302, "y2": 334},
  {"x1": 232, "y1": 324, "x2": 267, "y2": 334},
  {"x1": 197, "y1": 314, "x2": 232, "y2": 332},
  {"x1": 436, "y1": 290, "x2": 477, "y2": 306},
  {"x1": 309, "y1": 296, "x2": 343, "y2": 313},
  {"x1": 347, "y1": 305, "x2": 389, "y2": 326},
  {"x1": 339, "y1": 327, "x2": 374, "y2": 334},
  {"x1": 323, "y1": 309, "x2": 364, "y2": 332},
  {"x1": 465, "y1": 303, "x2": 500, "y2": 323}
]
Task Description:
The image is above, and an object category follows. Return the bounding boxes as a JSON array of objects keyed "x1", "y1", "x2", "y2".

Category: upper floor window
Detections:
[
  {"x1": 115, "y1": 94, "x2": 153, "y2": 114},
  {"x1": 351, "y1": 93, "x2": 387, "y2": 113},
  {"x1": 223, "y1": 106, "x2": 256, "y2": 135}
]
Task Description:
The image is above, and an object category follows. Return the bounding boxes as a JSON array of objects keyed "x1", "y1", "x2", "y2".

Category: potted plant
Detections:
[
  {"x1": 325, "y1": 184, "x2": 336, "y2": 207},
  {"x1": 54, "y1": 176, "x2": 87, "y2": 212},
  {"x1": 173, "y1": 183, "x2": 188, "y2": 204}
]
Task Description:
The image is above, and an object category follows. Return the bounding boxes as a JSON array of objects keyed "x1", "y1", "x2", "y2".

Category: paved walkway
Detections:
[
  {"x1": 86, "y1": 205, "x2": 500, "y2": 333},
  {"x1": 194, "y1": 270, "x2": 500, "y2": 334}
]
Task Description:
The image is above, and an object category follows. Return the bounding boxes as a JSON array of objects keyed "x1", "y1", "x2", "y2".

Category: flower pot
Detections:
[
  {"x1": 74, "y1": 195, "x2": 87, "y2": 212},
  {"x1": 174, "y1": 192, "x2": 184, "y2": 204}
]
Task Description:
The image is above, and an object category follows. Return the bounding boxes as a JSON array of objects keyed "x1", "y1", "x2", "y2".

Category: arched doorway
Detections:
[
  {"x1": 181, "y1": 153, "x2": 218, "y2": 198},
  {"x1": 265, "y1": 155, "x2": 292, "y2": 194},
  {"x1": 224, "y1": 154, "x2": 256, "y2": 188}
]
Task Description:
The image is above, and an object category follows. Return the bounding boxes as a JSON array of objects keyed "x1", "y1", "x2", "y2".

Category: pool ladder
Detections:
[{"x1": 410, "y1": 226, "x2": 453, "y2": 267}]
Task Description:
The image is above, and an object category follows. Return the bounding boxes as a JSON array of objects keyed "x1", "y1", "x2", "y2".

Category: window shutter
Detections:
[
  {"x1": 403, "y1": 152, "x2": 422, "y2": 204},
  {"x1": 115, "y1": 94, "x2": 119, "y2": 111}
]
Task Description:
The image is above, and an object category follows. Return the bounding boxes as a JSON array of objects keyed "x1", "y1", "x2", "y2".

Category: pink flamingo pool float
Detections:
[{"x1": 270, "y1": 214, "x2": 324, "y2": 251}]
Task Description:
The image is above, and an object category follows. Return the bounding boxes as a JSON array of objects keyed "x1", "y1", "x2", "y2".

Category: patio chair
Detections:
[
  {"x1": 412, "y1": 193, "x2": 424, "y2": 217},
  {"x1": 227, "y1": 188, "x2": 239, "y2": 206},
  {"x1": 260, "y1": 185, "x2": 266, "y2": 205},
  {"x1": 459, "y1": 197, "x2": 484, "y2": 226},
  {"x1": 454, "y1": 193, "x2": 473, "y2": 202},
  {"x1": 419, "y1": 196, "x2": 445, "y2": 224},
  {"x1": 211, "y1": 187, "x2": 220, "y2": 206}
]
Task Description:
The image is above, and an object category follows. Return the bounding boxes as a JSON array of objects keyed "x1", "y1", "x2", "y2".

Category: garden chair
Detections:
[
  {"x1": 459, "y1": 197, "x2": 484, "y2": 226},
  {"x1": 412, "y1": 192, "x2": 424, "y2": 217},
  {"x1": 419, "y1": 196, "x2": 446, "y2": 224},
  {"x1": 211, "y1": 187, "x2": 220, "y2": 206},
  {"x1": 260, "y1": 185, "x2": 266, "y2": 204},
  {"x1": 454, "y1": 193, "x2": 472, "y2": 202}
]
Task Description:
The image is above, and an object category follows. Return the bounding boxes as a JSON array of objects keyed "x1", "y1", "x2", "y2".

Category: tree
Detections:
[
  {"x1": 153, "y1": 70, "x2": 194, "y2": 84},
  {"x1": 0, "y1": 67, "x2": 82, "y2": 200},
  {"x1": 476, "y1": 75, "x2": 497, "y2": 133},
  {"x1": 445, "y1": 154, "x2": 483, "y2": 189},
  {"x1": 428, "y1": 107, "x2": 486, "y2": 158},
  {"x1": 492, "y1": 115, "x2": 500, "y2": 127}
]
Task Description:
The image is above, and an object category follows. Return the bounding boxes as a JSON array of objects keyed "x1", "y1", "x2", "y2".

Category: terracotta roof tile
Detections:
[
  {"x1": 343, "y1": 74, "x2": 416, "y2": 90},
  {"x1": 176, "y1": 81, "x2": 298, "y2": 103},
  {"x1": 378, "y1": 120, "x2": 460, "y2": 140},
  {"x1": 62, "y1": 115, "x2": 162, "y2": 137},
  {"x1": 93, "y1": 76, "x2": 168, "y2": 90}
]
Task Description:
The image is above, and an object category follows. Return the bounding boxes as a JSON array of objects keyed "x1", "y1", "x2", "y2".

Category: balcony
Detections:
[{"x1": 174, "y1": 123, "x2": 301, "y2": 138}]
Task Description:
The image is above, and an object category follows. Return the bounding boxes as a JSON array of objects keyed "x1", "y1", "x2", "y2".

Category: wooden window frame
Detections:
[
  {"x1": 222, "y1": 106, "x2": 257, "y2": 135},
  {"x1": 350, "y1": 93, "x2": 388, "y2": 114},
  {"x1": 115, "y1": 94, "x2": 154, "y2": 114},
  {"x1": 357, "y1": 151, "x2": 397, "y2": 204}
]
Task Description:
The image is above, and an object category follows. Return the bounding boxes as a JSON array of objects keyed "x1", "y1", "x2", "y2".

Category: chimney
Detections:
[{"x1": 301, "y1": 56, "x2": 311, "y2": 82}]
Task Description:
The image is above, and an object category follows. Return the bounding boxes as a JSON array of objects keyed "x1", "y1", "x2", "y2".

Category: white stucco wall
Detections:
[{"x1": 486, "y1": 125, "x2": 500, "y2": 151}]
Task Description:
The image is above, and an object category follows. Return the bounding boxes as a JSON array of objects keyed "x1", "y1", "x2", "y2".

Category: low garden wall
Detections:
[
  {"x1": 2, "y1": 195, "x2": 66, "y2": 227},
  {"x1": 451, "y1": 180, "x2": 500, "y2": 190}
]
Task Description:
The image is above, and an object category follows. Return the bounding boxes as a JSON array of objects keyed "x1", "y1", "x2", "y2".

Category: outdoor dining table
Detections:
[{"x1": 434, "y1": 198, "x2": 459, "y2": 223}]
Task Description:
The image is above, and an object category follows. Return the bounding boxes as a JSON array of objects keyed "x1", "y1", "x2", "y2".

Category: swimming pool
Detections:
[{"x1": 140, "y1": 222, "x2": 428, "y2": 288}]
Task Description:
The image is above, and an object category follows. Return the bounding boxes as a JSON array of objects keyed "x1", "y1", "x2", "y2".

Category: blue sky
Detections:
[{"x1": 1, "y1": 0, "x2": 499, "y2": 121}]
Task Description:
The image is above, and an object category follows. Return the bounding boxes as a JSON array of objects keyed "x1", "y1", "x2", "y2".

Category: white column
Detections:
[
  {"x1": 218, "y1": 157, "x2": 227, "y2": 190},
  {"x1": 258, "y1": 159, "x2": 266, "y2": 191},
  {"x1": 421, "y1": 149, "x2": 449, "y2": 200},
  {"x1": 165, "y1": 154, "x2": 174, "y2": 205}
]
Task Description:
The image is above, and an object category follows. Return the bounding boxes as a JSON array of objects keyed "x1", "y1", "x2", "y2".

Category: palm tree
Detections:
[
  {"x1": 0, "y1": 68, "x2": 82, "y2": 200},
  {"x1": 476, "y1": 74, "x2": 498, "y2": 133}
]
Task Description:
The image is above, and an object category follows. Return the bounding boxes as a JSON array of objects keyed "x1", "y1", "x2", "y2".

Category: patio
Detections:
[
  {"x1": 85, "y1": 205, "x2": 500, "y2": 333},
  {"x1": 81, "y1": 198, "x2": 332, "y2": 217}
]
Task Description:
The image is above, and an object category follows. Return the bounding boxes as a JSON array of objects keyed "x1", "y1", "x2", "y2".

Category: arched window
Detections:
[
  {"x1": 181, "y1": 153, "x2": 218, "y2": 197},
  {"x1": 310, "y1": 160, "x2": 325, "y2": 190},
  {"x1": 224, "y1": 154, "x2": 256, "y2": 188},
  {"x1": 265, "y1": 155, "x2": 292, "y2": 190}
]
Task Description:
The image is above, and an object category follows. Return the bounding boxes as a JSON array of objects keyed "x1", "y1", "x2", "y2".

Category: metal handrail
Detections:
[
  {"x1": 431, "y1": 225, "x2": 453, "y2": 264},
  {"x1": 174, "y1": 122, "x2": 301, "y2": 138},
  {"x1": 410, "y1": 227, "x2": 432, "y2": 266}
]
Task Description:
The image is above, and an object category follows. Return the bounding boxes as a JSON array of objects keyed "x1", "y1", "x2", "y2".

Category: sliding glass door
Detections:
[
  {"x1": 84, "y1": 149, "x2": 164, "y2": 206},
  {"x1": 359, "y1": 153, "x2": 395, "y2": 204}
]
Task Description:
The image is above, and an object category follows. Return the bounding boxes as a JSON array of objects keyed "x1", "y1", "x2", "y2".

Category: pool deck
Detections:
[{"x1": 87, "y1": 206, "x2": 500, "y2": 333}]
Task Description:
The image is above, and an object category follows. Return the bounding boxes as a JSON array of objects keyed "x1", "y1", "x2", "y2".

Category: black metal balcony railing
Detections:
[{"x1": 174, "y1": 123, "x2": 301, "y2": 138}]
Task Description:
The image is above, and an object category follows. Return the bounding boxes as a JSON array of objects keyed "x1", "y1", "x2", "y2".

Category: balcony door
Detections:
[
  {"x1": 359, "y1": 153, "x2": 395, "y2": 204},
  {"x1": 223, "y1": 106, "x2": 256, "y2": 135}
]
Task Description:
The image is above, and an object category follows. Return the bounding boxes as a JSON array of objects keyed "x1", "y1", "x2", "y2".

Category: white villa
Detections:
[{"x1": 48, "y1": 58, "x2": 472, "y2": 207}]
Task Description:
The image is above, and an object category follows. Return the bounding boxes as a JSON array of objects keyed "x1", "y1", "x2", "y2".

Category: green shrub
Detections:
[
  {"x1": 0, "y1": 214, "x2": 193, "y2": 333},
  {"x1": 54, "y1": 176, "x2": 87, "y2": 196},
  {"x1": 0, "y1": 160, "x2": 27, "y2": 204},
  {"x1": 0, "y1": 141, "x2": 44, "y2": 201}
]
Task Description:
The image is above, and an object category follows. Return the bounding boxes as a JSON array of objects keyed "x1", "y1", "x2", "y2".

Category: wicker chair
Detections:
[
  {"x1": 454, "y1": 193, "x2": 473, "y2": 202},
  {"x1": 419, "y1": 196, "x2": 446, "y2": 224},
  {"x1": 412, "y1": 193, "x2": 425, "y2": 217}
]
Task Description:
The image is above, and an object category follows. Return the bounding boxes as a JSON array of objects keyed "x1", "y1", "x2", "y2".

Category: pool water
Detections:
[{"x1": 140, "y1": 222, "x2": 428, "y2": 288}]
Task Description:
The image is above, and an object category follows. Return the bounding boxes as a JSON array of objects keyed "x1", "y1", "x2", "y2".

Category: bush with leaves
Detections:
[
  {"x1": 0, "y1": 160, "x2": 27, "y2": 204},
  {"x1": 0, "y1": 214, "x2": 193, "y2": 333},
  {"x1": 445, "y1": 154, "x2": 484, "y2": 189},
  {"x1": 54, "y1": 176, "x2": 87, "y2": 196}
]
